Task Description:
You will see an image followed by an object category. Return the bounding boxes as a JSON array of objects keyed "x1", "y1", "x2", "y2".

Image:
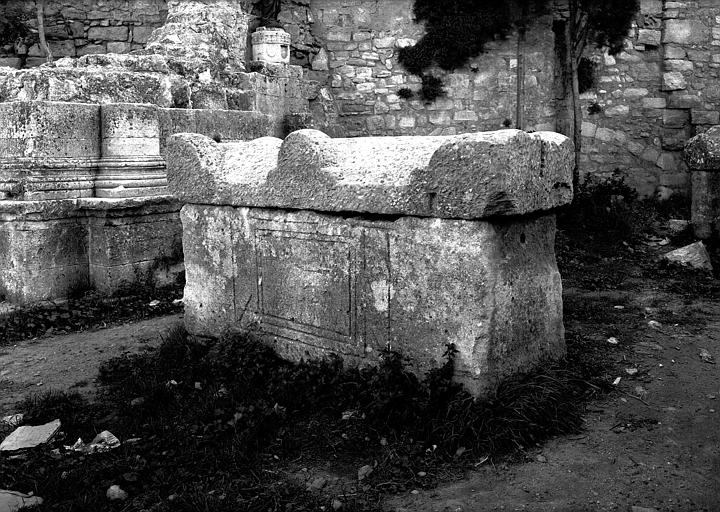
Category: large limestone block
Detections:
[
  {"x1": 83, "y1": 197, "x2": 182, "y2": 294},
  {"x1": 167, "y1": 129, "x2": 573, "y2": 220},
  {"x1": 0, "y1": 101, "x2": 100, "y2": 158},
  {"x1": 181, "y1": 205, "x2": 565, "y2": 395},
  {"x1": 0, "y1": 67, "x2": 175, "y2": 107},
  {"x1": 0, "y1": 201, "x2": 88, "y2": 303},
  {"x1": 97, "y1": 103, "x2": 167, "y2": 198},
  {"x1": 101, "y1": 103, "x2": 161, "y2": 157},
  {"x1": 689, "y1": 170, "x2": 720, "y2": 239},
  {"x1": 0, "y1": 197, "x2": 182, "y2": 304},
  {"x1": 0, "y1": 101, "x2": 100, "y2": 200}
]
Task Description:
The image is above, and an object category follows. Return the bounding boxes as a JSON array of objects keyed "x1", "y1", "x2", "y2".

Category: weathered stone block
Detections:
[
  {"x1": 0, "y1": 101, "x2": 100, "y2": 200},
  {"x1": 642, "y1": 97, "x2": 667, "y2": 109},
  {"x1": 663, "y1": 109, "x2": 690, "y2": 128},
  {"x1": 83, "y1": 197, "x2": 182, "y2": 294},
  {"x1": 0, "y1": 197, "x2": 183, "y2": 303},
  {"x1": 691, "y1": 110, "x2": 720, "y2": 125},
  {"x1": 0, "y1": 201, "x2": 88, "y2": 303},
  {"x1": 180, "y1": 205, "x2": 565, "y2": 395},
  {"x1": 167, "y1": 129, "x2": 574, "y2": 219},
  {"x1": 640, "y1": 0, "x2": 662, "y2": 14},
  {"x1": 689, "y1": 170, "x2": 720, "y2": 239},
  {"x1": 88, "y1": 26, "x2": 129, "y2": 42},
  {"x1": 637, "y1": 29, "x2": 661, "y2": 46},
  {"x1": 665, "y1": 59, "x2": 694, "y2": 72},
  {"x1": 663, "y1": 20, "x2": 710, "y2": 45},
  {"x1": 0, "y1": 67, "x2": 175, "y2": 106},
  {"x1": 101, "y1": 103, "x2": 160, "y2": 156},
  {"x1": 170, "y1": 129, "x2": 573, "y2": 395},
  {"x1": 662, "y1": 71, "x2": 687, "y2": 91}
]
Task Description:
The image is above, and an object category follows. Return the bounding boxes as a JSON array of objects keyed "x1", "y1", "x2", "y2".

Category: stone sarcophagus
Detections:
[{"x1": 167, "y1": 129, "x2": 574, "y2": 395}]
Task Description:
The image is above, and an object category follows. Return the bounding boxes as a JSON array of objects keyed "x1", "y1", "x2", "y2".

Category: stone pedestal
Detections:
[
  {"x1": 0, "y1": 102, "x2": 100, "y2": 201},
  {"x1": 167, "y1": 128, "x2": 575, "y2": 395},
  {"x1": 684, "y1": 126, "x2": 720, "y2": 239},
  {"x1": 96, "y1": 103, "x2": 167, "y2": 198},
  {"x1": 251, "y1": 28, "x2": 291, "y2": 65}
]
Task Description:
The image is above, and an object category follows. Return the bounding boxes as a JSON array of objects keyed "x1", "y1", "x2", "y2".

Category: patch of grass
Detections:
[
  {"x1": 0, "y1": 284, "x2": 183, "y2": 347},
  {"x1": 1, "y1": 325, "x2": 607, "y2": 511},
  {"x1": 557, "y1": 172, "x2": 691, "y2": 261}
]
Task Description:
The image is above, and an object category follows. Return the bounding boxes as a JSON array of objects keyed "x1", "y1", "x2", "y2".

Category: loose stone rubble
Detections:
[
  {"x1": 663, "y1": 241, "x2": 714, "y2": 271},
  {"x1": 168, "y1": 128, "x2": 574, "y2": 395}
]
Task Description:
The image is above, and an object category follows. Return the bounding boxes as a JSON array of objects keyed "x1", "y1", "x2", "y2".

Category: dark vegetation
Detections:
[
  {"x1": 0, "y1": 284, "x2": 184, "y2": 347},
  {"x1": 577, "y1": 57, "x2": 597, "y2": 94},
  {"x1": 2, "y1": 178, "x2": 718, "y2": 511},
  {"x1": 557, "y1": 174, "x2": 720, "y2": 294},
  {"x1": 0, "y1": 322, "x2": 608, "y2": 511},
  {"x1": 0, "y1": 4, "x2": 33, "y2": 48},
  {"x1": 397, "y1": 0, "x2": 639, "y2": 102}
]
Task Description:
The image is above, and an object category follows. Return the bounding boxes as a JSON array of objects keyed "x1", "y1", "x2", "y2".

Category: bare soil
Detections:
[
  {"x1": 391, "y1": 284, "x2": 720, "y2": 511},
  {"x1": 0, "y1": 315, "x2": 181, "y2": 414}
]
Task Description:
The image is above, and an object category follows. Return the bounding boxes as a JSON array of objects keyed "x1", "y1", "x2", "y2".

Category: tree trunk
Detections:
[
  {"x1": 552, "y1": 1, "x2": 582, "y2": 193},
  {"x1": 36, "y1": 0, "x2": 53, "y2": 63},
  {"x1": 515, "y1": 10, "x2": 527, "y2": 130},
  {"x1": 569, "y1": 0, "x2": 581, "y2": 192}
]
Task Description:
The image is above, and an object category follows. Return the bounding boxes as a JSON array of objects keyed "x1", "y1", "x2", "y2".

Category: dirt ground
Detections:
[
  {"x1": 390, "y1": 283, "x2": 720, "y2": 512},
  {"x1": 0, "y1": 314, "x2": 181, "y2": 414},
  {"x1": 0, "y1": 250, "x2": 719, "y2": 511}
]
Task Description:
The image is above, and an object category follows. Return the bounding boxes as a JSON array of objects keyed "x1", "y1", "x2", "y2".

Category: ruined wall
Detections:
[
  {"x1": 0, "y1": 0, "x2": 168, "y2": 67},
  {"x1": 279, "y1": 0, "x2": 557, "y2": 137},
  {"x1": 579, "y1": 0, "x2": 720, "y2": 196}
]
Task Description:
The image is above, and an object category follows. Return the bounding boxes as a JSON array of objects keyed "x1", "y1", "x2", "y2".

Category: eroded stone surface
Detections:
[
  {"x1": 167, "y1": 129, "x2": 574, "y2": 219},
  {"x1": 0, "y1": 197, "x2": 182, "y2": 303},
  {"x1": 684, "y1": 127, "x2": 720, "y2": 240},
  {"x1": 145, "y1": 0, "x2": 253, "y2": 74},
  {"x1": 181, "y1": 205, "x2": 565, "y2": 395},
  {"x1": 684, "y1": 126, "x2": 720, "y2": 171}
]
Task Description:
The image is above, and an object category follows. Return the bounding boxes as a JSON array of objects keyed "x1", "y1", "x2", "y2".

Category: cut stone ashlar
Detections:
[
  {"x1": 167, "y1": 129, "x2": 574, "y2": 219},
  {"x1": 169, "y1": 129, "x2": 574, "y2": 396}
]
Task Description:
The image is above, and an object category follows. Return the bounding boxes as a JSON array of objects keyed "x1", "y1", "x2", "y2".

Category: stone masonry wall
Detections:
[
  {"x1": 0, "y1": 0, "x2": 167, "y2": 68},
  {"x1": 279, "y1": 0, "x2": 557, "y2": 137},
  {"x1": 281, "y1": 0, "x2": 720, "y2": 196},
  {"x1": 579, "y1": 0, "x2": 720, "y2": 196}
]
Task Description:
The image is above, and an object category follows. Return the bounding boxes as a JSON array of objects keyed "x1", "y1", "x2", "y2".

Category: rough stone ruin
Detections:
[
  {"x1": 1, "y1": 0, "x2": 579, "y2": 394},
  {"x1": 0, "y1": 0, "x2": 332, "y2": 303},
  {"x1": 167, "y1": 128, "x2": 574, "y2": 395}
]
